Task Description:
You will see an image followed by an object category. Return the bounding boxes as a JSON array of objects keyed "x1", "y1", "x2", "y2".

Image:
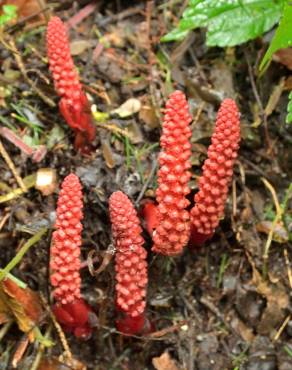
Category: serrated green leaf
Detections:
[
  {"x1": 259, "y1": 3, "x2": 292, "y2": 74},
  {"x1": 162, "y1": 0, "x2": 285, "y2": 47}
]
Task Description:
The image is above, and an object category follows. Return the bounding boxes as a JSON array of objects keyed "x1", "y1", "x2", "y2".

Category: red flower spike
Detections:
[
  {"x1": 152, "y1": 90, "x2": 192, "y2": 256},
  {"x1": 50, "y1": 173, "x2": 93, "y2": 338},
  {"x1": 46, "y1": 17, "x2": 96, "y2": 152},
  {"x1": 109, "y1": 191, "x2": 148, "y2": 335},
  {"x1": 190, "y1": 99, "x2": 240, "y2": 245}
]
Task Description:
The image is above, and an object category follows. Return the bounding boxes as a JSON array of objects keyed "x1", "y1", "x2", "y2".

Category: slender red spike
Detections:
[
  {"x1": 152, "y1": 90, "x2": 192, "y2": 256},
  {"x1": 50, "y1": 174, "x2": 93, "y2": 338},
  {"x1": 46, "y1": 16, "x2": 96, "y2": 152},
  {"x1": 190, "y1": 99, "x2": 240, "y2": 246},
  {"x1": 109, "y1": 191, "x2": 148, "y2": 335}
]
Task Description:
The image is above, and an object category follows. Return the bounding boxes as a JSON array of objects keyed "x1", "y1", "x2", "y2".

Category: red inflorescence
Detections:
[
  {"x1": 109, "y1": 191, "x2": 148, "y2": 335},
  {"x1": 50, "y1": 173, "x2": 92, "y2": 338},
  {"x1": 152, "y1": 90, "x2": 192, "y2": 256},
  {"x1": 190, "y1": 99, "x2": 240, "y2": 245},
  {"x1": 46, "y1": 17, "x2": 96, "y2": 152}
]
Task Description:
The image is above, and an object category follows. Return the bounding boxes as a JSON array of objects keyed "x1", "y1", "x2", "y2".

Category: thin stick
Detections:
[
  {"x1": 245, "y1": 51, "x2": 272, "y2": 153},
  {"x1": 261, "y1": 178, "x2": 282, "y2": 277},
  {"x1": 94, "y1": 119, "x2": 133, "y2": 140},
  {"x1": 40, "y1": 294, "x2": 73, "y2": 362},
  {"x1": 7, "y1": 39, "x2": 56, "y2": 108},
  {"x1": 30, "y1": 325, "x2": 52, "y2": 370},
  {"x1": 0, "y1": 174, "x2": 36, "y2": 203},
  {"x1": 0, "y1": 213, "x2": 10, "y2": 232},
  {"x1": 0, "y1": 139, "x2": 27, "y2": 192},
  {"x1": 0, "y1": 321, "x2": 13, "y2": 341},
  {"x1": 0, "y1": 228, "x2": 48, "y2": 281},
  {"x1": 273, "y1": 315, "x2": 291, "y2": 342},
  {"x1": 284, "y1": 248, "x2": 292, "y2": 290},
  {"x1": 135, "y1": 157, "x2": 158, "y2": 205},
  {"x1": 192, "y1": 102, "x2": 205, "y2": 126}
]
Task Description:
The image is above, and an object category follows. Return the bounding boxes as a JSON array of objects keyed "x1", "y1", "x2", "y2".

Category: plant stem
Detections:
[{"x1": 0, "y1": 228, "x2": 48, "y2": 281}]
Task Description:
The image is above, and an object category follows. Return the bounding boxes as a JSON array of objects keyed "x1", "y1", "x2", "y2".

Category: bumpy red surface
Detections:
[
  {"x1": 152, "y1": 90, "x2": 192, "y2": 256},
  {"x1": 190, "y1": 99, "x2": 240, "y2": 245},
  {"x1": 50, "y1": 174, "x2": 92, "y2": 338},
  {"x1": 109, "y1": 191, "x2": 148, "y2": 334},
  {"x1": 50, "y1": 173, "x2": 83, "y2": 304},
  {"x1": 46, "y1": 17, "x2": 96, "y2": 150}
]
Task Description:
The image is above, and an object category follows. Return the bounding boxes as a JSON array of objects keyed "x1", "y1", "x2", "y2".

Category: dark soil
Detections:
[{"x1": 0, "y1": 1, "x2": 291, "y2": 369}]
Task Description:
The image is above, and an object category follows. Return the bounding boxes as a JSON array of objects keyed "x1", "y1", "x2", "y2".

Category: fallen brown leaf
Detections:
[
  {"x1": 256, "y1": 220, "x2": 288, "y2": 243},
  {"x1": 230, "y1": 313, "x2": 255, "y2": 342},
  {"x1": 139, "y1": 104, "x2": 160, "y2": 129},
  {"x1": 0, "y1": 285, "x2": 12, "y2": 324},
  {"x1": 152, "y1": 352, "x2": 180, "y2": 370},
  {"x1": 246, "y1": 253, "x2": 289, "y2": 336},
  {"x1": 101, "y1": 139, "x2": 116, "y2": 168},
  {"x1": 0, "y1": 277, "x2": 43, "y2": 340}
]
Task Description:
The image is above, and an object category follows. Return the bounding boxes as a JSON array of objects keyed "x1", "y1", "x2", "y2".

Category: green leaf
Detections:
[
  {"x1": 259, "y1": 3, "x2": 292, "y2": 73},
  {"x1": 0, "y1": 5, "x2": 17, "y2": 27},
  {"x1": 286, "y1": 91, "x2": 292, "y2": 124},
  {"x1": 162, "y1": 0, "x2": 286, "y2": 47}
]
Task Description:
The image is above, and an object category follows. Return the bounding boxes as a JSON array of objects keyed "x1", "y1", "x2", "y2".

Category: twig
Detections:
[
  {"x1": 0, "y1": 127, "x2": 34, "y2": 156},
  {"x1": 87, "y1": 247, "x2": 114, "y2": 277},
  {"x1": 93, "y1": 117, "x2": 133, "y2": 140},
  {"x1": 98, "y1": 5, "x2": 144, "y2": 27},
  {"x1": 232, "y1": 179, "x2": 237, "y2": 218},
  {"x1": 241, "y1": 157, "x2": 272, "y2": 180},
  {"x1": 147, "y1": 320, "x2": 188, "y2": 338},
  {"x1": 145, "y1": 1, "x2": 161, "y2": 123},
  {"x1": 30, "y1": 325, "x2": 52, "y2": 370},
  {"x1": 192, "y1": 102, "x2": 205, "y2": 126},
  {"x1": 6, "y1": 38, "x2": 55, "y2": 108},
  {"x1": 36, "y1": 0, "x2": 51, "y2": 22},
  {"x1": 284, "y1": 248, "x2": 292, "y2": 290},
  {"x1": 0, "y1": 174, "x2": 36, "y2": 203},
  {"x1": 273, "y1": 315, "x2": 291, "y2": 342},
  {"x1": 0, "y1": 127, "x2": 46, "y2": 163},
  {"x1": 261, "y1": 177, "x2": 282, "y2": 277},
  {"x1": 40, "y1": 294, "x2": 73, "y2": 363},
  {"x1": 244, "y1": 51, "x2": 272, "y2": 153},
  {"x1": 135, "y1": 157, "x2": 158, "y2": 205},
  {"x1": 0, "y1": 228, "x2": 48, "y2": 281},
  {"x1": 66, "y1": 2, "x2": 97, "y2": 29},
  {"x1": 0, "y1": 213, "x2": 10, "y2": 232},
  {"x1": 200, "y1": 296, "x2": 237, "y2": 337},
  {"x1": 0, "y1": 139, "x2": 27, "y2": 192},
  {"x1": 0, "y1": 321, "x2": 13, "y2": 341},
  {"x1": 11, "y1": 335, "x2": 30, "y2": 368}
]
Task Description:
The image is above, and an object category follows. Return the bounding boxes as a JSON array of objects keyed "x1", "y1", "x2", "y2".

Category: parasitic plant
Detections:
[
  {"x1": 190, "y1": 99, "x2": 240, "y2": 245},
  {"x1": 50, "y1": 173, "x2": 92, "y2": 338},
  {"x1": 109, "y1": 191, "x2": 149, "y2": 335},
  {"x1": 151, "y1": 90, "x2": 192, "y2": 256},
  {"x1": 46, "y1": 16, "x2": 96, "y2": 153}
]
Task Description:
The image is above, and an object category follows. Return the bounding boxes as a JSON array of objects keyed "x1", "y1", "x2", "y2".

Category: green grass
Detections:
[{"x1": 123, "y1": 137, "x2": 159, "y2": 183}]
